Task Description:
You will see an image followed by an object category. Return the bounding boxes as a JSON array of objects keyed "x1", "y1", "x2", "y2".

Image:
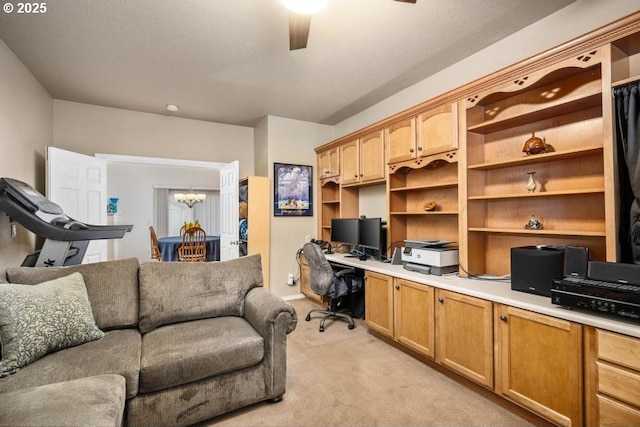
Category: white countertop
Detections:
[{"x1": 325, "y1": 252, "x2": 640, "y2": 339}]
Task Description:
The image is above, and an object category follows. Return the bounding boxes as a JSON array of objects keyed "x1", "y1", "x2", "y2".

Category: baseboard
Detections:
[{"x1": 283, "y1": 293, "x2": 306, "y2": 301}]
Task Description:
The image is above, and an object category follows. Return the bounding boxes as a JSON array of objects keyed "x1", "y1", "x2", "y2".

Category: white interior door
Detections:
[
  {"x1": 47, "y1": 147, "x2": 107, "y2": 264},
  {"x1": 220, "y1": 161, "x2": 239, "y2": 261}
]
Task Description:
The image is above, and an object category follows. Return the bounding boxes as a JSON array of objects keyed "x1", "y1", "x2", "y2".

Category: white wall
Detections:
[
  {"x1": 264, "y1": 115, "x2": 334, "y2": 297},
  {"x1": 0, "y1": 40, "x2": 53, "y2": 272},
  {"x1": 333, "y1": 0, "x2": 640, "y2": 138},
  {"x1": 105, "y1": 161, "x2": 219, "y2": 261},
  {"x1": 359, "y1": 184, "x2": 387, "y2": 220},
  {"x1": 53, "y1": 100, "x2": 255, "y2": 178}
]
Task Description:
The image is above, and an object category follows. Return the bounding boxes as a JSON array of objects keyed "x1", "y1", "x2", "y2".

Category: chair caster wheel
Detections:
[
  {"x1": 305, "y1": 314, "x2": 311, "y2": 321},
  {"x1": 319, "y1": 327, "x2": 324, "y2": 332},
  {"x1": 348, "y1": 324, "x2": 355, "y2": 330}
]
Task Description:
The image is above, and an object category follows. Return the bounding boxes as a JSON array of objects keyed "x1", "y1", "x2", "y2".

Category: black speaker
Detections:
[
  {"x1": 511, "y1": 246, "x2": 564, "y2": 297},
  {"x1": 588, "y1": 260, "x2": 640, "y2": 286},
  {"x1": 563, "y1": 246, "x2": 589, "y2": 278}
]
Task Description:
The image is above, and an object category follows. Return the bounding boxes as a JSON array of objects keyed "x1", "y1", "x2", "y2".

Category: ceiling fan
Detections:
[{"x1": 286, "y1": 0, "x2": 417, "y2": 51}]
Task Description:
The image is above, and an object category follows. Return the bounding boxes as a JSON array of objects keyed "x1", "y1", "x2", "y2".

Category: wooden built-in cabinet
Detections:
[
  {"x1": 394, "y1": 278, "x2": 435, "y2": 358},
  {"x1": 388, "y1": 152, "x2": 459, "y2": 252},
  {"x1": 495, "y1": 305, "x2": 583, "y2": 427},
  {"x1": 239, "y1": 176, "x2": 270, "y2": 289},
  {"x1": 314, "y1": 13, "x2": 640, "y2": 427},
  {"x1": 340, "y1": 130, "x2": 386, "y2": 186},
  {"x1": 435, "y1": 290, "x2": 493, "y2": 388},
  {"x1": 364, "y1": 271, "x2": 394, "y2": 337},
  {"x1": 386, "y1": 102, "x2": 460, "y2": 255},
  {"x1": 318, "y1": 146, "x2": 339, "y2": 179},
  {"x1": 584, "y1": 327, "x2": 640, "y2": 427},
  {"x1": 386, "y1": 103, "x2": 458, "y2": 168},
  {"x1": 364, "y1": 272, "x2": 436, "y2": 359},
  {"x1": 460, "y1": 48, "x2": 615, "y2": 277}
]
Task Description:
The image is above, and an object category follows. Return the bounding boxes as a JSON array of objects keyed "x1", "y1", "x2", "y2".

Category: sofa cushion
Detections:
[
  {"x1": 139, "y1": 316, "x2": 264, "y2": 393},
  {"x1": 6, "y1": 257, "x2": 140, "y2": 330},
  {"x1": 0, "y1": 329, "x2": 141, "y2": 399},
  {"x1": 138, "y1": 254, "x2": 263, "y2": 334},
  {"x1": 0, "y1": 374, "x2": 126, "y2": 427},
  {"x1": 0, "y1": 273, "x2": 104, "y2": 376}
]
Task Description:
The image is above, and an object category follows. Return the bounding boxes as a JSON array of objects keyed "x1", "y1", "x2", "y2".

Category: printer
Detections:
[{"x1": 401, "y1": 239, "x2": 459, "y2": 275}]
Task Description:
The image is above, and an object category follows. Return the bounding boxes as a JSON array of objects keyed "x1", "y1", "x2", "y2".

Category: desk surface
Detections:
[
  {"x1": 158, "y1": 235, "x2": 220, "y2": 262},
  {"x1": 324, "y1": 252, "x2": 640, "y2": 339}
]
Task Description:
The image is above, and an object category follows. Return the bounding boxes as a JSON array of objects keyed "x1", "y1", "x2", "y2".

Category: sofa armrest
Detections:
[{"x1": 244, "y1": 287, "x2": 297, "y2": 337}]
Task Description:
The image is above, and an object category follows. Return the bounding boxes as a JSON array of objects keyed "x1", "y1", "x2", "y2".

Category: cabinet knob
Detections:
[
  {"x1": 409, "y1": 148, "x2": 414, "y2": 153},
  {"x1": 359, "y1": 174, "x2": 363, "y2": 177},
  {"x1": 500, "y1": 315, "x2": 508, "y2": 322},
  {"x1": 395, "y1": 285, "x2": 400, "y2": 290},
  {"x1": 354, "y1": 174, "x2": 358, "y2": 178},
  {"x1": 438, "y1": 297, "x2": 444, "y2": 303},
  {"x1": 417, "y1": 146, "x2": 423, "y2": 151}
]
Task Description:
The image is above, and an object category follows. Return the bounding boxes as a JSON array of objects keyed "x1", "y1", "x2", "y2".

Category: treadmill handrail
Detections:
[{"x1": 0, "y1": 179, "x2": 132, "y2": 241}]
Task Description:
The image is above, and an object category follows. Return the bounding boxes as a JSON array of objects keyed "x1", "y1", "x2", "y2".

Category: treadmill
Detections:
[{"x1": 0, "y1": 177, "x2": 133, "y2": 267}]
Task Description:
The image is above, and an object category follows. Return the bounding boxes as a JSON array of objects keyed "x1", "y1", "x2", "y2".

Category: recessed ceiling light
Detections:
[{"x1": 166, "y1": 104, "x2": 179, "y2": 112}]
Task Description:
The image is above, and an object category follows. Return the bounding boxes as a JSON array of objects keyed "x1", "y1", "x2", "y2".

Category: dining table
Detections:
[{"x1": 157, "y1": 235, "x2": 220, "y2": 262}]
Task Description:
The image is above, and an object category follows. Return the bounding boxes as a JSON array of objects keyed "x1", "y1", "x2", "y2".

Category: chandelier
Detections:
[{"x1": 174, "y1": 188, "x2": 206, "y2": 208}]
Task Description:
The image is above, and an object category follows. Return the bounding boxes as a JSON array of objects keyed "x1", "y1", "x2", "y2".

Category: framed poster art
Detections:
[{"x1": 274, "y1": 163, "x2": 313, "y2": 216}]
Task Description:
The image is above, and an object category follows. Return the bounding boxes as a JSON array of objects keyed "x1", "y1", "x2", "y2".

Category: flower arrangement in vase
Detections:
[{"x1": 183, "y1": 220, "x2": 201, "y2": 234}]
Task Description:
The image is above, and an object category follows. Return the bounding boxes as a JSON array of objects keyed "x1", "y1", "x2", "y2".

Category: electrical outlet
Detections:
[
  {"x1": 305, "y1": 235, "x2": 311, "y2": 243},
  {"x1": 11, "y1": 223, "x2": 17, "y2": 238}
]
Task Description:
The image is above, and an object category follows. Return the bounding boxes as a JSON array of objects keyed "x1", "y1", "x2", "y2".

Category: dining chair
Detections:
[
  {"x1": 178, "y1": 226, "x2": 207, "y2": 262},
  {"x1": 149, "y1": 226, "x2": 162, "y2": 261}
]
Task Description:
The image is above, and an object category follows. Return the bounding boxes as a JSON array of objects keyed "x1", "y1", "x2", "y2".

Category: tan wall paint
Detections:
[{"x1": 0, "y1": 40, "x2": 53, "y2": 272}]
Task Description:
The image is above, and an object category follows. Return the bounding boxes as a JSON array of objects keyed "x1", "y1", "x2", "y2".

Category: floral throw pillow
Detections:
[{"x1": 0, "y1": 272, "x2": 104, "y2": 377}]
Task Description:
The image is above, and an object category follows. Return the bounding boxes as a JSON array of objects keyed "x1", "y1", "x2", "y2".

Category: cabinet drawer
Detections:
[
  {"x1": 597, "y1": 330, "x2": 640, "y2": 371},
  {"x1": 598, "y1": 394, "x2": 640, "y2": 427},
  {"x1": 597, "y1": 362, "x2": 640, "y2": 407}
]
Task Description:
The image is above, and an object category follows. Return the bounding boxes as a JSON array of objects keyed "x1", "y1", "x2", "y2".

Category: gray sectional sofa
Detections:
[{"x1": 0, "y1": 254, "x2": 297, "y2": 427}]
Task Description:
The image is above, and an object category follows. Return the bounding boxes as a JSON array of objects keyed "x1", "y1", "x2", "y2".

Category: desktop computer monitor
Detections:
[
  {"x1": 330, "y1": 218, "x2": 359, "y2": 246},
  {"x1": 358, "y1": 217, "x2": 387, "y2": 258}
]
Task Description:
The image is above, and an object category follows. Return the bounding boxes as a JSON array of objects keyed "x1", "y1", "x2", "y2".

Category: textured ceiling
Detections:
[{"x1": 0, "y1": 0, "x2": 575, "y2": 127}]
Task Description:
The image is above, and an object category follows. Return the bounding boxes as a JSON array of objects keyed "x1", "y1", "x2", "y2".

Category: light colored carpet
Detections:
[{"x1": 204, "y1": 297, "x2": 537, "y2": 427}]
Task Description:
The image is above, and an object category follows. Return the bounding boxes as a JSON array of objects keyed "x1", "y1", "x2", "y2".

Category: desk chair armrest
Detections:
[{"x1": 335, "y1": 268, "x2": 355, "y2": 278}]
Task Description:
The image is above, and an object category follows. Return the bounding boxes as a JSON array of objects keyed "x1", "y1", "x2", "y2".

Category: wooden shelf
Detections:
[
  {"x1": 613, "y1": 74, "x2": 640, "y2": 88},
  {"x1": 467, "y1": 145, "x2": 603, "y2": 171},
  {"x1": 467, "y1": 91, "x2": 602, "y2": 135},
  {"x1": 322, "y1": 199, "x2": 340, "y2": 204},
  {"x1": 390, "y1": 182, "x2": 458, "y2": 192},
  {"x1": 468, "y1": 187, "x2": 604, "y2": 200},
  {"x1": 468, "y1": 227, "x2": 606, "y2": 237},
  {"x1": 391, "y1": 211, "x2": 458, "y2": 216}
]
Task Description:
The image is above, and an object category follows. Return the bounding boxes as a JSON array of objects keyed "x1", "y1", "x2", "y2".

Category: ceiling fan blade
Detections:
[{"x1": 289, "y1": 13, "x2": 311, "y2": 50}]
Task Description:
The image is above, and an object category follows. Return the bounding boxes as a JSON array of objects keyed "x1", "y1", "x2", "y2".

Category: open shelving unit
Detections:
[
  {"x1": 460, "y1": 49, "x2": 613, "y2": 277},
  {"x1": 388, "y1": 151, "x2": 459, "y2": 251}
]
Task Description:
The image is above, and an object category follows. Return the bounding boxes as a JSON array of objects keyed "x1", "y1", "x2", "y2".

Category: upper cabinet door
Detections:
[
  {"x1": 386, "y1": 118, "x2": 416, "y2": 164},
  {"x1": 339, "y1": 140, "x2": 360, "y2": 185},
  {"x1": 359, "y1": 130, "x2": 385, "y2": 183},
  {"x1": 417, "y1": 102, "x2": 458, "y2": 157},
  {"x1": 318, "y1": 146, "x2": 339, "y2": 179}
]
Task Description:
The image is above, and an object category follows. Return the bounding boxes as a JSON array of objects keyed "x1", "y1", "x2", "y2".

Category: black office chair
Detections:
[{"x1": 302, "y1": 242, "x2": 359, "y2": 332}]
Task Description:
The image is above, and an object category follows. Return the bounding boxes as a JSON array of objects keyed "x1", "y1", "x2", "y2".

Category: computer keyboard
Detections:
[{"x1": 560, "y1": 276, "x2": 640, "y2": 294}]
